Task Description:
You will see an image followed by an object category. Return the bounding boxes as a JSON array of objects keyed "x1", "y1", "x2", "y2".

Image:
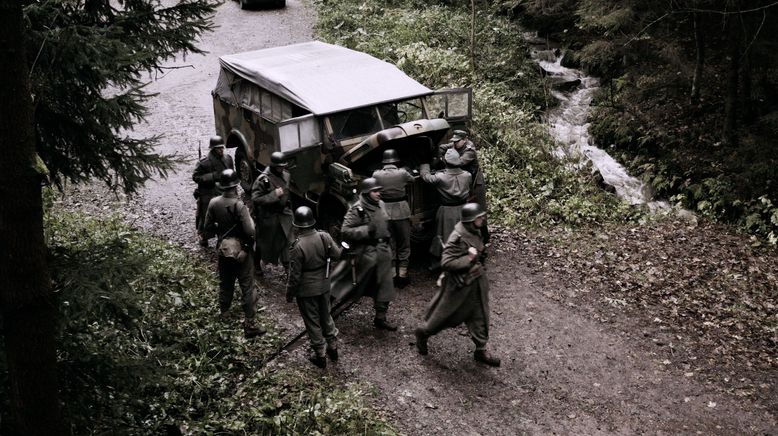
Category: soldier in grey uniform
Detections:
[
  {"x1": 203, "y1": 169, "x2": 265, "y2": 339},
  {"x1": 371, "y1": 149, "x2": 414, "y2": 287},
  {"x1": 286, "y1": 206, "x2": 343, "y2": 369},
  {"x1": 420, "y1": 148, "x2": 472, "y2": 269},
  {"x1": 441, "y1": 130, "x2": 489, "y2": 241},
  {"x1": 193, "y1": 135, "x2": 234, "y2": 247},
  {"x1": 251, "y1": 151, "x2": 293, "y2": 274},
  {"x1": 330, "y1": 178, "x2": 398, "y2": 331},
  {"x1": 414, "y1": 203, "x2": 500, "y2": 367}
]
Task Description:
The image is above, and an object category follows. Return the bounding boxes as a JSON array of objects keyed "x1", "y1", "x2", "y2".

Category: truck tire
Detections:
[{"x1": 235, "y1": 147, "x2": 254, "y2": 192}]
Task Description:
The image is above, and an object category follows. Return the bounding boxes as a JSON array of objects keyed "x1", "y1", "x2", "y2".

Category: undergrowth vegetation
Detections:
[
  {"x1": 314, "y1": 0, "x2": 632, "y2": 227},
  {"x1": 589, "y1": 78, "x2": 778, "y2": 244},
  {"x1": 0, "y1": 201, "x2": 393, "y2": 434}
]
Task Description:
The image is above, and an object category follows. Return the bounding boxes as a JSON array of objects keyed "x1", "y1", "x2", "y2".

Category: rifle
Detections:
[{"x1": 198, "y1": 139, "x2": 202, "y2": 160}]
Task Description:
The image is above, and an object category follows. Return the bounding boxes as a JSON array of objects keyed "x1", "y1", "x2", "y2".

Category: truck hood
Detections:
[{"x1": 338, "y1": 118, "x2": 451, "y2": 166}]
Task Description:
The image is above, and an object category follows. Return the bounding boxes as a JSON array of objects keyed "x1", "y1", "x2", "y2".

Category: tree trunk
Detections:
[
  {"x1": 0, "y1": 1, "x2": 65, "y2": 435},
  {"x1": 470, "y1": 0, "x2": 476, "y2": 74},
  {"x1": 723, "y1": 12, "x2": 740, "y2": 146},
  {"x1": 690, "y1": 12, "x2": 705, "y2": 104},
  {"x1": 739, "y1": 48, "x2": 754, "y2": 124}
]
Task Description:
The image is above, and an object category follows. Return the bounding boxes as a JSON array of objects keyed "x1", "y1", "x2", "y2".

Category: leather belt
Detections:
[
  {"x1": 302, "y1": 265, "x2": 327, "y2": 272},
  {"x1": 365, "y1": 237, "x2": 390, "y2": 245},
  {"x1": 440, "y1": 199, "x2": 466, "y2": 207}
]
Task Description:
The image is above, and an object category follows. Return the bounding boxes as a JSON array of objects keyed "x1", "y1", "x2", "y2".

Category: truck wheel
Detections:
[
  {"x1": 239, "y1": 0, "x2": 248, "y2": 10},
  {"x1": 276, "y1": 0, "x2": 286, "y2": 7},
  {"x1": 235, "y1": 147, "x2": 254, "y2": 192}
]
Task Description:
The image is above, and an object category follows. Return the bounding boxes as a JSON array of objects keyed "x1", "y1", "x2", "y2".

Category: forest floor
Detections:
[{"x1": 59, "y1": 1, "x2": 777, "y2": 434}]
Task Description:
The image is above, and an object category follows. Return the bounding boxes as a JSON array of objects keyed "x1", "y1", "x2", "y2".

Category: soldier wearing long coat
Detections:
[
  {"x1": 420, "y1": 148, "x2": 472, "y2": 264},
  {"x1": 329, "y1": 178, "x2": 398, "y2": 331},
  {"x1": 286, "y1": 206, "x2": 342, "y2": 369},
  {"x1": 441, "y1": 130, "x2": 489, "y2": 241},
  {"x1": 204, "y1": 169, "x2": 264, "y2": 339},
  {"x1": 414, "y1": 203, "x2": 500, "y2": 367},
  {"x1": 193, "y1": 136, "x2": 234, "y2": 246},
  {"x1": 251, "y1": 151, "x2": 293, "y2": 271},
  {"x1": 372, "y1": 149, "x2": 414, "y2": 286}
]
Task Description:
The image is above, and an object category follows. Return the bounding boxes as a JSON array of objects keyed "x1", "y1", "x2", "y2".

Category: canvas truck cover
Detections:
[{"x1": 217, "y1": 41, "x2": 432, "y2": 116}]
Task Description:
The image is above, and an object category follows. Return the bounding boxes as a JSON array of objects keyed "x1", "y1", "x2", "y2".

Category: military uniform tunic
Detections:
[
  {"x1": 419, "y1": 221, "x2": 490, "y2": 349},
  {"x1": 192, "y1": 150, "x2": 234, "y2": 235},
  {"x1": 329, "y1": 195, "x2": 395, "y2": 317},
  {"x1": 203, "y1": 190, "x2": 257, "y2": 319},
  {"x1": 287, "y1": 228, "x2": 342, "y2": 355},
  {"x1": 251, "y1": 168, "x2": 293, "y2": 265},
  {"x1": 372, "y1": 164, "x2": 414, "y2": 270},
  {"x1": 419, "y1": 163, "x2": 472, "y2": 257},
  {"x1": 440, "y1": 139, "x2": 485, "y2": 209}
]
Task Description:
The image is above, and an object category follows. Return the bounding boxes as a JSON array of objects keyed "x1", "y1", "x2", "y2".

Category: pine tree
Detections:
[
  {"x1": 25, "y1": 0, "x2": 218, "y2": 194},
  {"x1": 1, "y1": 1, "x2": 216, "y2": 433}
]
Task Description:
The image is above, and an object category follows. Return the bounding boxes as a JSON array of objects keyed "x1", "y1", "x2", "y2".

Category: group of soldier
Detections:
[{"x1": 192, "y1": 130, "x2": 499, "y2": 369}]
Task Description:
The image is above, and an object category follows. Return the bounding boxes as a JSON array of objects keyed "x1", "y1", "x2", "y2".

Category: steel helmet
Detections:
[
  {"x1": 209, "y1": 135, "x2": 225, "y2": 148},
  {"x1": 293, "y1": 206, "x2": 316, "y2": 228},
  {"x1": 217, "y1": 169, "x2": 240, "y2": 190},
  {"x1": 360, "y1": 177, "x2": 382, "y2": 194},
  {"x1": 270, "y1": 151, "x2": 287, "y2": 167},
  {"x1": 382, "y1": 149, "x2": 400, "y2": 164},
  {"x1": 461, "y1": 202, "x2": 486, "y2": 223}
]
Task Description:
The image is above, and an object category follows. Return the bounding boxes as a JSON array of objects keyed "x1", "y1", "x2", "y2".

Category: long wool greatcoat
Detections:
[
  {"x1": 329, "y1": 196, "x2": 395, "y2": 304},
  {"x1": 251, "y1": 167, "x2": 293, "y2": 264},
  {"x1": 192, "y1": 150, "x2": 234, "y2": 232},
  {"x1": 420, "y1": 163, "x2": 471, "y2": 256},
  {"x1": 423, "y1": 222, "x2": 490, "y2": 333}
]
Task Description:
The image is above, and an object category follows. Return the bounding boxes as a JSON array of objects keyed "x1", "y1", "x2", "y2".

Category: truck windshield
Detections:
[{"x1": 328, "y1": 98, "x2": 424, "y2": 141}]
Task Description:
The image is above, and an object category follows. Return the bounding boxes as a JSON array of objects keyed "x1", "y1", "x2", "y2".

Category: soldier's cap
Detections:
[
  {"x1": 453, "y1": 129, "x2": 468, "y2": 137},
  {"x1": 443, "y1": 148, "x2": 462, "y2": 167},
  {"x1": 450, "y1": 132, "x2": 464, "y2": 142}
]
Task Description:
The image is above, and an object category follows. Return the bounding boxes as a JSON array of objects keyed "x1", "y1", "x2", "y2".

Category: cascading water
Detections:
[{"x1": 528, "y1": 36, "x2": 669, "y2": 211}]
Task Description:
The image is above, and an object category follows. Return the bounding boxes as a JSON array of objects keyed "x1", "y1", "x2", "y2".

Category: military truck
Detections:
[{"x1": 212, "y1": 41, "x2": 471, "y2": 239}]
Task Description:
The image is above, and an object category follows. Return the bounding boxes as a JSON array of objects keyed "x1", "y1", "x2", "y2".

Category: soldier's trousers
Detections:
[
  {"x1": 297, "y1": 292, "x2": 339, "y2": 355},
  {"x1": 218, "y1": 253, "x2": 257, "y2": 320},
  {"x1": 419, "y1": 285, "x2": 488, "y2": 349},
  {"x1": 388, "y1": 218, "x2": 411, "y2": 269},
  {"x1": 196, "y1": 194, "x2": 216, "y2": 234}
]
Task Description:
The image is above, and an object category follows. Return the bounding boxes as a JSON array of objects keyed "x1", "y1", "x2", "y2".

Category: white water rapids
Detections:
[{"x1": 530, "y1": 41, "x2": 669, "y2": 211}]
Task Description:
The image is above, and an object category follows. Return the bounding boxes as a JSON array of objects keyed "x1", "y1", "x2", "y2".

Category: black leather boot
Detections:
[
  {"x1": 326, "y1": 346, "x2": 339, "y2": 361},
  {"x1": 474, "y1": 349, "x2": 501, "y2": 367},
  {"x1": 414, "y1": 328, "x2": 428, "y2": 355},
  {"x1": 373, "y1": 318, "x2": 398, "y2": 331},
  {"x1": 308, "y1": 354, "x2": 327, "y2": 369},
  {"x1": 243, "y1": 320, "x2": 267, "y2": 339}
]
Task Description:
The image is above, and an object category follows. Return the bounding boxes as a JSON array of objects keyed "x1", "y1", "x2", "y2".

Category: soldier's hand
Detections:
[
  {"x1": 367, "y1": 221, "x2": 377, "y2": 238},
  {"x1": 275, "y1": 187, "x2": 284, "y2": 197},
  {"x1": 467, "y1": 246, "x2": 479, "y2": 262}
]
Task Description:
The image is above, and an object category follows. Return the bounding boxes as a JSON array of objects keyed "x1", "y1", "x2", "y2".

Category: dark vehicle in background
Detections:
[
  {"x1": 235, "y1": 0, "x2": 285, "y2": 10},
  {"x1": 212, "y1": 41, "x2": 471, "y2": 238}
]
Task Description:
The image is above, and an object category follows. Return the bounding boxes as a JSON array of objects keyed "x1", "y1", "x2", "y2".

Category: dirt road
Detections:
[{"x1": 63, "y1": 2, "x2": 777, "y2": 434}]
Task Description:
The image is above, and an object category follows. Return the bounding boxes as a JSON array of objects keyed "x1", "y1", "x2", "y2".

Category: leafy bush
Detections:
[{"x1": 29, "y1": 206, "x2": 394, "y2": 434}]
